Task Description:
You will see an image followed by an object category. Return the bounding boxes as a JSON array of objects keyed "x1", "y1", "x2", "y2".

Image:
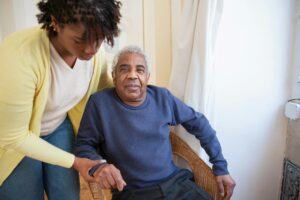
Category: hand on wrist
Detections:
[{"x1": 89, "y1": 159, "x2": 107, "y2": 176}]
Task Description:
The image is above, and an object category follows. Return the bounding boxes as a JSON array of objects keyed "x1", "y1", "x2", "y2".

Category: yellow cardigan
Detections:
[{"x1": 0, "y1": 27, "x2": 112, "y2": 185}]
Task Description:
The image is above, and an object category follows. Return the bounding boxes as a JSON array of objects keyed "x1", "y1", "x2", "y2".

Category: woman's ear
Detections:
[{"x1": 50, "y1": 15, "x2": 59, "y2": 32}]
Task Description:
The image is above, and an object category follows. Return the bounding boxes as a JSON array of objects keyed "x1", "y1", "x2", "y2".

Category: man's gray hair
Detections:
[{"x1": 111, "y1": 45, "x2": 150, "y2": 74}]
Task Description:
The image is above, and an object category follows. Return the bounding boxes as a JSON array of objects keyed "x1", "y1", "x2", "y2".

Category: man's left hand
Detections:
[{"x1": 216, "y1": 175, "x2": 236, "y2": 200}]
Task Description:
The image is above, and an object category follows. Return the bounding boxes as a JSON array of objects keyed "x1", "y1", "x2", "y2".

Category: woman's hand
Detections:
[{"x1": 72, "y1": 157, "x2": 100, "y2": 182}]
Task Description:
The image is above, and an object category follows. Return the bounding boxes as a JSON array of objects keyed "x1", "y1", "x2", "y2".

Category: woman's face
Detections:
[{"x1": 52, "y1": 22, "x2": 104, "y2": 61}]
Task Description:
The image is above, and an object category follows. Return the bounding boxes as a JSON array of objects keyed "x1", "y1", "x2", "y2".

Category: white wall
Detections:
[
  {"x1": 0, "y1": 0, "x2": 38, "y2": 40},
  {"x1": 214, "y1": 0, "x2": 295, "y2": 199},
  {"x1": 0, "y1": 0, "x2": 16, "y2": 40},
  {"x1": 291, "y1": 1, "x2": 300, "y2": 98}
]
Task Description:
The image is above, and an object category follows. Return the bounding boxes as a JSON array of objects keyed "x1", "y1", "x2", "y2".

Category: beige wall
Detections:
[{"x1": 153, "y1": 0, "x2": 172, "y2": 87}]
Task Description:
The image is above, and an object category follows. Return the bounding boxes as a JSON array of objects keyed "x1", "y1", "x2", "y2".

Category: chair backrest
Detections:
[{"x1": 170, "y1": 132, "x2": 222, "y2": 200}]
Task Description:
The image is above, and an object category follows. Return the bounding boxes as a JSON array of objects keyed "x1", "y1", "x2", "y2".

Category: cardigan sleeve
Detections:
[
  {"x1": 97, "y1": 47, "x2": 113, "y2": 91},
  {"x1": 0, "y1": 28, "x2": 74, "y2": 168}
]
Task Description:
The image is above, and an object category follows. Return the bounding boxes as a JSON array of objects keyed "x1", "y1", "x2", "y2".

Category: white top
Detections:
[{"x1": 41, "y1": 43, "x2": 94, "y2": 136}]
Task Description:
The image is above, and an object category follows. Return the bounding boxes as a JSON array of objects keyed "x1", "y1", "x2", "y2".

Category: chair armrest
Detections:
[
  {"x1": 170, "y1": 132, "x2": 222, "y2": 200},
  {"x1": 79, "y1": 175, "x2": 106, "y2": 200}
]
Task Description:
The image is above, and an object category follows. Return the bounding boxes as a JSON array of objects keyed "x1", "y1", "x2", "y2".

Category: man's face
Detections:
[{"x1": 113, "y1": 53, "x2": 150, "y2": 106}]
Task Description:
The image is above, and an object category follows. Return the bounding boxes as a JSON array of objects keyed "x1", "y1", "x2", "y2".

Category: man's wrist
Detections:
[{"x1": 89, "y1": 159, "x2": 107, "y2": 176}]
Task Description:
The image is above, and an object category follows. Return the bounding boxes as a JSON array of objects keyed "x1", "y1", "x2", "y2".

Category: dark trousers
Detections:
[{"x1": 112, "y1": 169, "x2": 212, "y2": 200}]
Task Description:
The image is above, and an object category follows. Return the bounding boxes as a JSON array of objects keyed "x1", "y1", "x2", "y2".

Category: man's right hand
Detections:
[{"x1": 93, "y1": 163, "x2": 127, "y2": 191}]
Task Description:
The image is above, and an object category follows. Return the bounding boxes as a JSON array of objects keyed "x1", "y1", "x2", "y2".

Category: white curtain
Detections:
[{"x1": 169, "y1": 0, "x2": 223, "y2": 155}]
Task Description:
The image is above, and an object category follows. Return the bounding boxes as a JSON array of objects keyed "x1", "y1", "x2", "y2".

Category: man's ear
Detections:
[
  {"x1": 147, "y1": 73, "x2": 150, "y2": 81},
  {"x1": 112, "y1": 72, "x2": 116, "y2": 84}
]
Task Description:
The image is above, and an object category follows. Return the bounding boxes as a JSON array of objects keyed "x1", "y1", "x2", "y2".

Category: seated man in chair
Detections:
[{"x1": 75, "y1": 45, "x2": 236, "y2": 200}]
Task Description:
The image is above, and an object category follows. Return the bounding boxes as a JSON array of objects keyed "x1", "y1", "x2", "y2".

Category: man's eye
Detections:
[
  {"x1": 137, "y1": 69, "x2": 145, "y2": 73},
  {"x1": 119, "y1": 68, "x2": 128, "y2": 72}
]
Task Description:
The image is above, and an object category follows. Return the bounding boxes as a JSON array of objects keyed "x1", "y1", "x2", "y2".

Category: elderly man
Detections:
[{"x1": 75, "y1": 45, "x2": 235, "y2": 200}]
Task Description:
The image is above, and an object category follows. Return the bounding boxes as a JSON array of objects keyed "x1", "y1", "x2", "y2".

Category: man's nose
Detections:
[{"x1": 127, "y1": 70, "x2": 138, "y2": 79}]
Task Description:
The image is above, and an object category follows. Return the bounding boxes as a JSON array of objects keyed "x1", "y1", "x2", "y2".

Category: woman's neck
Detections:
[{"x1": 50, "y1": 37, "x2": 77, "y2": 68}]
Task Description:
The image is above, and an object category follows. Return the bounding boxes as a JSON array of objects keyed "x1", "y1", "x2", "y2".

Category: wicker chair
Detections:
[{"x1": 79, "y1": 131, "x2": 222, "y2": 200}]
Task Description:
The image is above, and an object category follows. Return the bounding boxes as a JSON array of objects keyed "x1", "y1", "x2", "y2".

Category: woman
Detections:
[{"x1": 0, "y1": 0, "x2": 121, "y2": 199}]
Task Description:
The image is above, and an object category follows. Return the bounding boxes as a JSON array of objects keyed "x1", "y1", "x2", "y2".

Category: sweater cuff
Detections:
[
  {"x1": 213, "y1": 163, "x2": 229, "y2": 176},
  {"x1": 89, "y1": 160, "x2": 107, "y2": 176}
]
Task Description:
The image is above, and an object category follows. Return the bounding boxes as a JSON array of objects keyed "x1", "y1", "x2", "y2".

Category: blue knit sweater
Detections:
[{"x1": 75, "y1": 85, "x2": 228, "y2": 189}]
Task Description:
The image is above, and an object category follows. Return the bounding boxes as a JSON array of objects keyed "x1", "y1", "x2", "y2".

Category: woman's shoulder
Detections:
[
  {"x1": 1, "y1": 27, "x2": 49, "y2": 59},
  {"x1": 1, "y1": 27, "x2": 46, "y2": 47},
  {"x1": 0, "y1": 27, "x2": 50, "y2": 75}
]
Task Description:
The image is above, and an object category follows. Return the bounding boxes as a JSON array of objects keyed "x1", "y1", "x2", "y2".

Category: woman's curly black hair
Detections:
[{"x1": 36, "y1": 0, "x2": 121, "y2": 46}]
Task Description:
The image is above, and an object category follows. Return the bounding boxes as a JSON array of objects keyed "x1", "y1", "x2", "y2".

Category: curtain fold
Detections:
[{"x1": 169, "y1": 0, "x2": 223, "y2": 155}]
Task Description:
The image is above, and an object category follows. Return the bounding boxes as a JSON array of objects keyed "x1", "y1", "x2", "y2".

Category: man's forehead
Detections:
[
  {"x1": 120, "y1": 52, "x2": 143, "y2": 59},
  {"x1": 118, "y1": 53, "x2": 146, "y2": 64}
]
